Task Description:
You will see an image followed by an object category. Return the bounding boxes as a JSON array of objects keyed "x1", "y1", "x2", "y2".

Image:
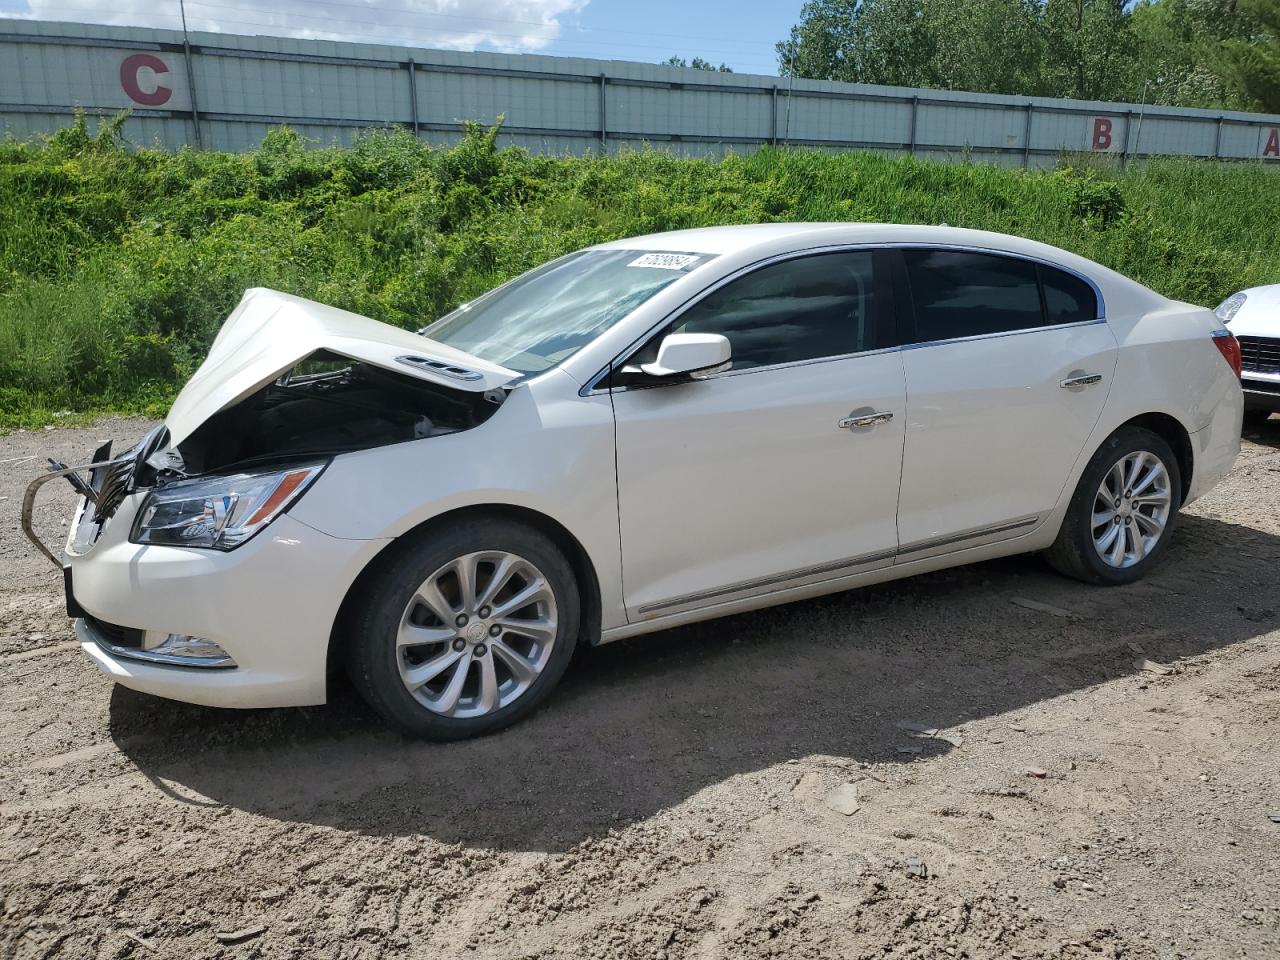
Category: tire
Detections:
[
  {"x1": 1243, "y1": 409, "x2": 1272, "y2": 428},
  {"x1": 347, "y1": 516, "x2": 580, "y2": 740},
  {"x1": 1044, "y1": 426, "x2": 1182, "y2": 586}
]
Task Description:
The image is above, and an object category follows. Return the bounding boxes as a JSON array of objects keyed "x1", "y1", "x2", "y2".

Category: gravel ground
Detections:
[{"x1": 1, "y1": 419, "x2": 1278, "y2": 960}]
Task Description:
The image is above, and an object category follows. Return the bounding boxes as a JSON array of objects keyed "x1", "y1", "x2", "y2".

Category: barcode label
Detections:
[{"x1": 627, "y1": 252, "x2": 701, "y2": 270}]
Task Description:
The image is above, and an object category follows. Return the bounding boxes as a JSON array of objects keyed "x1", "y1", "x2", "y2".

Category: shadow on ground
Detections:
[{"x1": 110, "y1": 512, "x2": 1279, "y2": 852}]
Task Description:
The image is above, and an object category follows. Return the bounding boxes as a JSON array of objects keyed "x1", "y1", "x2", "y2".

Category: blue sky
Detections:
[{"x1": 0, "y1": 0, "x2": 804, "y2": 76}]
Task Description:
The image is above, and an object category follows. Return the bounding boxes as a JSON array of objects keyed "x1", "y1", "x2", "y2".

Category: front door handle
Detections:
[
  {"x1": 839, "y1": 411, "x2": 894, "y2": 429},
  {"x1": 1060, "y1": 373, "x2": 1103, "y2": 388}
]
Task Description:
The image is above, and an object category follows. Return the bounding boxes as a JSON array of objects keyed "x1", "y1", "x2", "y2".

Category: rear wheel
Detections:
[
  {"x1": 1044, "y1": 426, "x2": 1181, "y2": 585},
  {"x1": 347, "y1": 517, "x2": 580, "y2": 740}
]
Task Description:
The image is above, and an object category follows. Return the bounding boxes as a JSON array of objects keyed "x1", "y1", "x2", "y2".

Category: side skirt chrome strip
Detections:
[
  {"x1": 634, "y1": 514, "x2": 1041, "y2": 620},
  {"x1": 636, "y1": 548, "x2": 897, "y2": 618},
  {"x1": 895, "y1": 515, "x2": 1039, "y2": 558}
]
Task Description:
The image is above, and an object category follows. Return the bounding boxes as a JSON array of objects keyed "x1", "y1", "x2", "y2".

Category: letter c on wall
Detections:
[{"x1": 120, "y1": 53, "x2": 172, "y2": 106}]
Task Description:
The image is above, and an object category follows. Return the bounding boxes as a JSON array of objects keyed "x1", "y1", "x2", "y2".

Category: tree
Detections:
[
  {"x1": 1128, "y1": 0, "x2": 1260, "y2": 109},
  {"x1": 662, "y1": 55, "x2": 734, "y2": 72},
  {"x1": 777, "y1": 0, "x2": 1046, "y2": 95},
  {"x1": 1041, "y1": 0, "x2": 1136, "y2": 101},
  {"x1": 1218, "y1": 0, "x2": 1280, "y2": 111}
]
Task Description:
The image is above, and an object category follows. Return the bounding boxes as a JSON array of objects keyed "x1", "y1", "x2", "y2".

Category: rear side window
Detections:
[
  {"x1": 1040, "y1": 265, "x2": 1099, "y2": 324},
  {"x1": 903, "y1": 249, "x2": 1042, "y2": 342},
  {"x1": 671, "y1": 250, "x2": 878, "y2": 370}
]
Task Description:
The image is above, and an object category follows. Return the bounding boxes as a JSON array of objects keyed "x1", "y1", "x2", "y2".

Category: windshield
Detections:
[{"x1": 419, "y1": 249, "x2": 714, "y2": 374}]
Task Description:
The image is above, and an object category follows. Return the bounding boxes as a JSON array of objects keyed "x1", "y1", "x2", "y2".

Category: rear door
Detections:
[{"x1": 892, "y1": 248, "x2": 1118, "y2": 558}]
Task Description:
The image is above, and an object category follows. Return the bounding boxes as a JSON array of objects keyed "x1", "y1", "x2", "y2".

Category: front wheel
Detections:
[
  {"x1": 1044, "y1": 426, "x2": 1181, "y2": 585},
  {"x1": 347, "y1": 517, "x2": 580, "y2": 740}
]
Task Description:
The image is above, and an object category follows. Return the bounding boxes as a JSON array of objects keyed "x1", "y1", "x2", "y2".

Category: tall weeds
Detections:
[{"x1": 1, "y1": 117, "x2": 1277, "y2": 427}]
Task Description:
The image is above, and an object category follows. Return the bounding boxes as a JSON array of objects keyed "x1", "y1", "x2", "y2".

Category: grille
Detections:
[
  {"x1": 1238, "y1": 336, "x2": 1280, "y2": 373},
  {"x1": 83, "y1": 614, "x2": 144, "y2": 649}
]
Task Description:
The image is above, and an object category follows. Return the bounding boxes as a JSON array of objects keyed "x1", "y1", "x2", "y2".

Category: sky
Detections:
[{"x1": 0, "y1": 0, "x2": 803, "y2": 76}]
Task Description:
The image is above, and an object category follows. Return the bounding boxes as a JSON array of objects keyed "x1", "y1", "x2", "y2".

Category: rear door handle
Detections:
[
  {"x1": 839, "y1": 411, "x2": 894, "y2": 429},
  {"x1": 1060, "y1": 373, "x2": 1103, "y2": 388}
]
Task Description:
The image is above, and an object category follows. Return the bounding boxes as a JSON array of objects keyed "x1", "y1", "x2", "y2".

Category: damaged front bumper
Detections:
[{"x1": 21, "y1": 431, "x2": 391, "y2": 709}]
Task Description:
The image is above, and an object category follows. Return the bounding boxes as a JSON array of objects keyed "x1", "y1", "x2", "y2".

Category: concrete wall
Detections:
[{"x1": 4, "y1": 18, "x2": 1280, "y2": 166}]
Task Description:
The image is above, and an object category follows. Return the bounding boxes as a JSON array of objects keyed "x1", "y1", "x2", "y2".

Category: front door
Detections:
[{"x1": 609, "y1": 249, "x2": 907, "y2": 622}]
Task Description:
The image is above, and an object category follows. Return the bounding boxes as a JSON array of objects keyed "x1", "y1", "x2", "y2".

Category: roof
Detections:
[{"x1": 593, "y1": 222, "x2": 1079, "y2": 263}]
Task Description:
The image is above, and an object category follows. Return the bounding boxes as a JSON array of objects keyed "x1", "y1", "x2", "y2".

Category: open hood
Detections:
[{"x1": 165, "y1": 288, "x2": 518, "y2": 446}]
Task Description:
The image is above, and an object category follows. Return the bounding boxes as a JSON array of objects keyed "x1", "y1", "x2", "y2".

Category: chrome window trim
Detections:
[{"x1": 579, "y1": 240, "x2": 1108, "y2": 396}]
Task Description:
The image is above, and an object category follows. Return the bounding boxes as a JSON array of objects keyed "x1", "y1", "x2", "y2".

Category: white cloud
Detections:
[{"x1": 19, "y1": 0, "x2": 589, "y2": 53}]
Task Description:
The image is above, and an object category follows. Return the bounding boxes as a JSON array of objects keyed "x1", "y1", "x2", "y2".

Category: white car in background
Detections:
[
  {"x1": 1216, "y1": 284, "x2": 1280, "y2": 426},
  {"x1": 23, "y1": 224, "x2": 1244, "y2": 740}
]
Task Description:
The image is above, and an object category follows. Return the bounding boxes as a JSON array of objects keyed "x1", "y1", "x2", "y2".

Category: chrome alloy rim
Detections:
[
  {"x1": 397, "y1": 551, "x2": 558, "y2": 717},
  {"x1": 1092, "y1": 451, "x2": 1172, "y2": 569}
]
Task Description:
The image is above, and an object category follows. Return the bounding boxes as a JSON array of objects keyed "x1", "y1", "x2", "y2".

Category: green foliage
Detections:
[
  {"x1": 3, "y1": 120, "x2": 1280, "y2": 428},
  {"x1": 661, "y1": 56, "x2": 734, "y2": 72},
  {"x1": 777, "y1": 0, "x2": 1276, "y2": 110}
]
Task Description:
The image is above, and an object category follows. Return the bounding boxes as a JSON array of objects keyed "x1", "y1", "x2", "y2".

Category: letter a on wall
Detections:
[
  {"x1": 120, "y1": 53, "x2": 172, "y2": 106},
  {"x1": 1264, "y1": 127, "x2": 1280, "y2": 159}
]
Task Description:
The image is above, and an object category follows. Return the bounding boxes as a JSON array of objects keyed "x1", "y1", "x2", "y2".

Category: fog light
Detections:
[{"x1": 148, "y1": 634, "x2": 236, "y2": 667}]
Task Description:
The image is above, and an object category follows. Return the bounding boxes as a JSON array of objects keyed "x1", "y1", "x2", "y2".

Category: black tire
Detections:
[
  {"x1": 1242, "y1": 408, "x2": 1272, "y2": 429},
  {"x1": 347, "y1": 516, "x2": 580, "y2": 740},
  {"x1": 1044, "y1": 426, "x2": 1182, "y2": 586}
]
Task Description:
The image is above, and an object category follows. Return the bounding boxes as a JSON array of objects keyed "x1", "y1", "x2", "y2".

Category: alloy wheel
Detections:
[
  {"x1": 1091, "y1": 450, "x2": 1172, "y2": 569},
  {"x1": 396, "y1": 551, "x2": 558, "y2": 717}
]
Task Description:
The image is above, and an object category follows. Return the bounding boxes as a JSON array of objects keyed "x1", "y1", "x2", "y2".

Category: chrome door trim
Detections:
[
  {"x1": 895, "y1": 515, "x2": 1040, "y2": 559},
  {"x1": 635, "y1": 547, "x2": 897, "y2": 619},
  {"x1": 580, "y1": 240, "x2": 1108, "y2": 397},
  {"x1": 634, "y1": 514, "x2": 1041, "y2": 620}
]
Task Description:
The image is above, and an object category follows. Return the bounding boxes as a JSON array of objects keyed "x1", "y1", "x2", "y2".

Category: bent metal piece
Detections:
[{"x1": 20, "y1": 457, "x2": 132, "y2": 569}]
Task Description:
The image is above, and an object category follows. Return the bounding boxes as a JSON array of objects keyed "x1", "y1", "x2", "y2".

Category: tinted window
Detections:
[
  {"x1": 670, "y1": 251, "x2": 878, "y2": 370},
  {"x1": 1040, "y1": 265, "x2": 1098, "y2": 324},
  {"x1": 903, "y1": 250, "x2": 1043, "y2": 343}
]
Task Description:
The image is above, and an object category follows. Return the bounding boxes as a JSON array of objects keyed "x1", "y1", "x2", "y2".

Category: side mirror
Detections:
[{"x1": 636, "y1": 333, "x2": 732, "y2": 379}]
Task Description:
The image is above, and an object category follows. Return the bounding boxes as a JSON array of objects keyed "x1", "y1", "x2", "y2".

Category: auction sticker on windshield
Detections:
[{"x1": 627, "y1": 252, "x2": 703, "y2": 270}]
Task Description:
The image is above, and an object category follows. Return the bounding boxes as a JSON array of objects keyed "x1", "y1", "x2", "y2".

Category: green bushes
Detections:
[{"x1": 2, "y1": 119, "x2": 1279, "y2": 428}]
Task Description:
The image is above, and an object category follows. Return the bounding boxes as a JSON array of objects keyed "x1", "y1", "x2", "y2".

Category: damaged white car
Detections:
[{"x1": 23, "y1": 224, "x2": 1243, "y2": 739}]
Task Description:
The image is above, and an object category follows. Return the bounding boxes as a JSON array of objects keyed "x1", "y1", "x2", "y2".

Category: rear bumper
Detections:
[
  {"x1": 1185, "y1": 388, "x2": 1243, "y2": 505},
  {"x1": 68, "y1": 496, "x2": 390, "y2": 709}
]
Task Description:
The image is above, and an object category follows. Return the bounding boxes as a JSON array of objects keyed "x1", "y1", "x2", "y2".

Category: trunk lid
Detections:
[{"x1": 165, "y1": 288, "x2": 517, "y2": 445}]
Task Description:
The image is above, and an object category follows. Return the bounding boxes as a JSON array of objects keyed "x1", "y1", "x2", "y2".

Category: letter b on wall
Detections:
[
  {"x1": 120, "y1": 53, "x2": 172, "y2": 106},
  {"x1": 1091, "y1": 117, "x2": 1113, "y2": 151}
]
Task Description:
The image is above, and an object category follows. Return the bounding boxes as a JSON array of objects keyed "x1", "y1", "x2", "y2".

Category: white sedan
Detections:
[
  {"x1": 23, "y1": 224, "x2": 1244, "y2": 739},
  {"x1": 1215, "y1": 283, "x2": 1280, "y2": 426}
]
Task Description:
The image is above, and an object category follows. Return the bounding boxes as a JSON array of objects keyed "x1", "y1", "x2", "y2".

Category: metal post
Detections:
[
  {"x1": 908, "y1": 95, "x2": 919, "y2": 155},
  {"x1": 1022, "y1": 103, "x2": 1033, "y2": 168},
  {"x1": 178, "y1": 0, "x2": 203, "y2": 147},
  {"x1": 407, "y1": 59, "x2": 419, "y2": 135},
  {"x1": 771, "y1": 85, "x2": 778, "y2": 147},
  {"x1": 1120, "y1": 110, "x2": 1133, "y2": 169},
  {"x1": 598, "y1": 73, "x2": 607, "y2": 152},
  {"x1": 1214, "y1": 116, "x2": 1223, "y2": 159}
]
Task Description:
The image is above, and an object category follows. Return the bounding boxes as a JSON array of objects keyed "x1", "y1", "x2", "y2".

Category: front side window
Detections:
[
  {"x1": 420, "y1": 250, "x2": 713, "y2": 374},
  {"x1": 665, "y1": 250, "x2": 879, "y2": 371},
  {"x1": 902, "y1": 249, "x2": 1043, "y2": 343}
]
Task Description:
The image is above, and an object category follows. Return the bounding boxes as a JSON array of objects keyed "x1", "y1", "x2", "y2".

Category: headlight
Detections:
[
  {"x1": 1215, "y1": 292, "x2": 1247, "y2": 324},
  {"x1": 131, "y1": 463, "x2": 326, "y2": 550}
]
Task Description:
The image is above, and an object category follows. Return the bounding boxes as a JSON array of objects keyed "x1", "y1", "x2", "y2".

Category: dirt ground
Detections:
[{"x1": 1, "y1": 418, "x2": 1278, "y2": 960}]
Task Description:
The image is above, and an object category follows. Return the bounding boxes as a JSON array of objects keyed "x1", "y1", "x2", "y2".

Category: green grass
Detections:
[{"x1": 2, "y1": 113, "x2": 1279, "y2": 428}]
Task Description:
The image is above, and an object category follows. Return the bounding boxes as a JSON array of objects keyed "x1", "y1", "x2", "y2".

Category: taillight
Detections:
[{"x1": 1212, "y1": 329, "x2": 1242, "y2": 380}]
